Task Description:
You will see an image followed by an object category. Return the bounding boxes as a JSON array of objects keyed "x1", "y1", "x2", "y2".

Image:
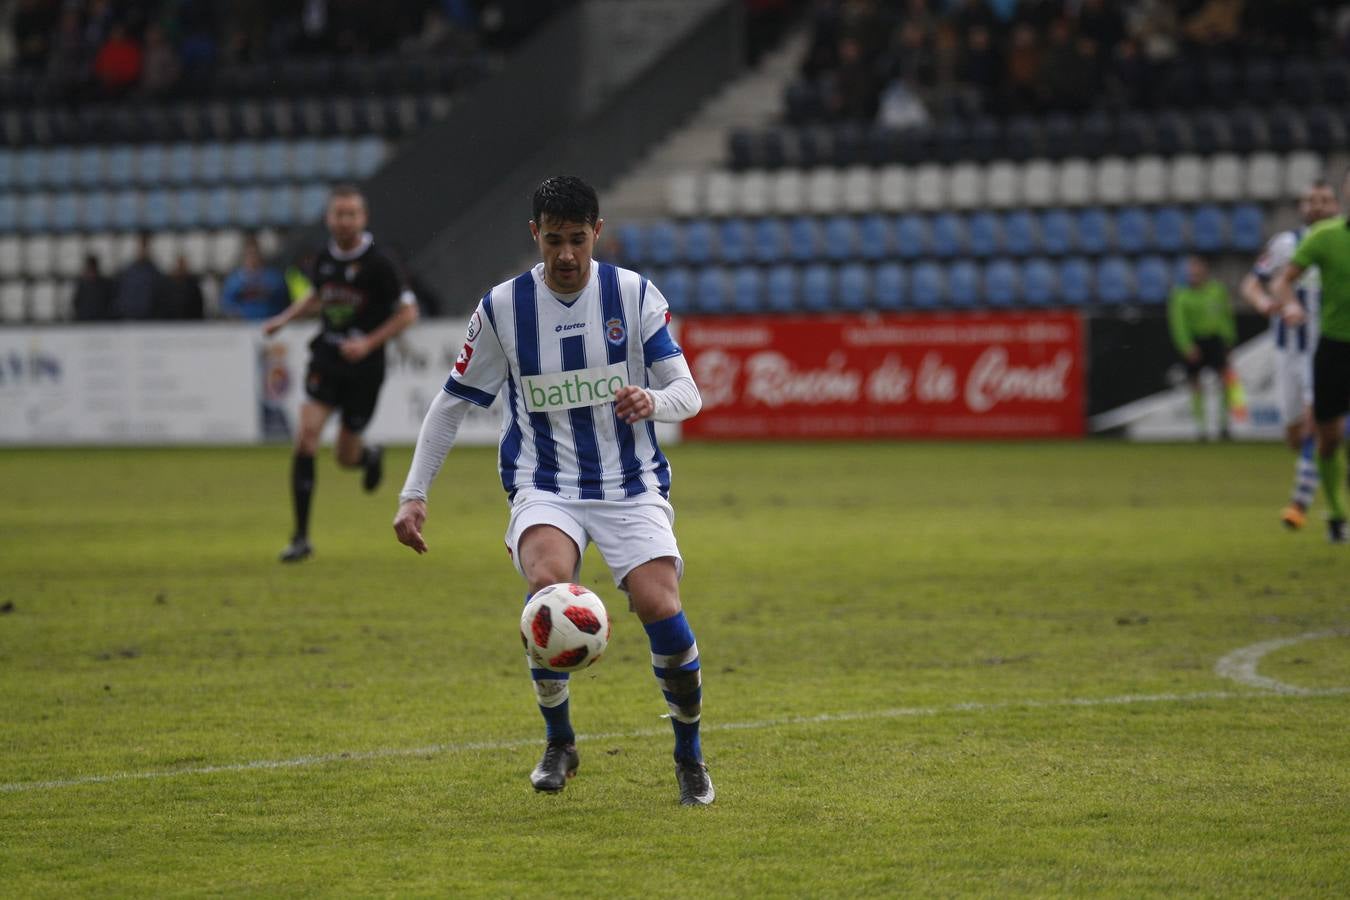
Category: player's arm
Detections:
[
  {"x1": 341, "y1": 291, "x2": 419, "y2": 362},
  {"x1": 1242, "y1": 232, "x2": 1296, "y2": 316},
  {"x1": 614, "y1": 279, "x2": 703, "y2": 424},
  {"x1": 261, "y1": 291, "x2": 321, "y2": 336},
  {"x1": 1239, "y1": 272, "x2": 1276, "y2": 316},
  {"x1": 1271, "y1": 262, "x2": 1309, "y2": 326},
  {"x1": 1166, "y1": 289, "x2": 1198, "y2": 361}
]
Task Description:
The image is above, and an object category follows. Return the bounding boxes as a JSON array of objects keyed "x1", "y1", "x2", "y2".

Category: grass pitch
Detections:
[{"x1": 1, "y1": 441, "x2": 1347, "y2": 897}]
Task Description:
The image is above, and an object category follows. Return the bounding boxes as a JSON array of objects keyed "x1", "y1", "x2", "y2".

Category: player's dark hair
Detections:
[
  {"x1": 329, "y1": 183, "x2": 366, "y2": 206},
  {"x1": 532, "y1": 176, "x2": 599, "y2": 227}
]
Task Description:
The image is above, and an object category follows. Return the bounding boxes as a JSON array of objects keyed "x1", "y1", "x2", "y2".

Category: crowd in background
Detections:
[
  {"x1": 0, "y1": 0, "x2": 565, "y2": 99},
  {"x1": 799, "y1": 0, "x2": 1350, "y2": 127}
]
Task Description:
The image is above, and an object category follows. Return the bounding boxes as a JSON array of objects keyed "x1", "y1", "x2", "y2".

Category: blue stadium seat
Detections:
[
  {"x1": 1230, "y1": 204, "x2": 1264, "y2": 252},
  {"x1": 111, "y1": 190, "x2": 140, "y2": 230},
  {"x1": 616, "y1": 223, "x2": 645, "y2": 265},
  {"x1": 752, "y1": 218, "x2": 785, "y2": 264},
  {"x1": 930, "y1": 212, "x2": 967, "y2": 258},
  {"x1": 718, "y1": 218, "x2": 750, "y2": 265},
  {"x1": 50, "y1": 193, "x2": 79, "y2": 232},
  {"x1": 1058, "y1": 257, "x2": 1093, "y2": 306},
  {"x1": 858, "y1": 214, "x2": 890, "y2": 261},
  {"x1": 693, "y1": 268, "x2": 727, "y2": 313},
  {"x1": 133, "y1": 144, "x2": 164, "y2": 186},
  {"x1": 661, "y1": 267, "x2": 691, "y2": 316},
  {"x1": 1095, "y1": 255, "x2": 1134, "y2": 304},
  {"x1": 1136, "y1": 255, "x2": 1172, "y2": 305},
  {"x1": 1191, "y1": 204, "x2": 1227, "y2": 252},
  {"x1": 296, "y1": 183, "x2": 328, "y2": 222},
  {"x1": 683, "y1": 219, "x2": 715, "y2": 265},
  {"x1": 1002, "y1": 210, "x2": 1039, "y2": 257},
  {"x1": 74, "y1": 147, "x2": 102, "y2": 187},
  {"x1": 801, "y1": 263, "x2": 833, "y2": 311},
  {"x1": 823, "y1": 215, "x2": 857, "y2": 262},
  {"x1": 838, "y1": 262, "x2": 870, "y2": 310},
  {"x1": 16, "y1": 148, "x2": 43, "y2": 188},
  {"x1": 947, "y1": 260, "x2": 980, "y2": 307},
  {"x1": 353, "y1": 136, "x2": 387, "y2": 178},
  {"x1": 173, "y1": 188, "x2": 205, "y2": 229},
  {"x1": 874, "y1": 262, "x2": 906, "y2": 310},
  {"x1": 968, "y1": 211, "x2": 1002, "y2": 258},
  {"x1": 0, "y1": 194, "x2": 16, "y2": 233},
  {"x1": 731, "y1": 265, "x2": 763, "y2": 313},
  {"x1": 0, "y1": 148, "x2": 12, "y2": 192},
  {"x1": 203, "y1": 186, "x2": 234, "y2": 228},
  {"x1": 80, "y1": 191, "x2": 110, "y2": 230},
  {"x1": 984, "y1": 259, "x2": 1019, "y2": 306},
  {"x1": 911, "y1": 262, "x2": 945, "y2": 308},
  {"x1": 1115, "y1": 207, "x2": 1152, "y2": 254},
  {"x1": 45, "y1": 147, "x2": 73, "y2": 187},
  {"x1": 1076, "y1": 208, "x2": 1112, "y2": 255},
  {"x1": 259, "y1": 140, "x2": 290, "y2": 181},
  {"x1": 646, "y1": 221, "x2": 678, "y2": 266},
  {"x1": 227, "y1": 142, "x2": 259, "y2": 183},
  {"x1": 787, "y1": 216, "x2": 819, "y2": 263},
  {"x1": 766, "y1": 264, "x2": 797, "y2": 312},
  {"x1": 166, "y1": 144, "x2": 195, "y2": 185},
  {"x1": 235, "y1": 186, "x2": 265, "y2": 228},
  {"x1": 1021, "y1": 258, "x2": 1057, "y2": 306},
  {"x1": 894, "y1": 214, "x2": 929, "y2": 260},
  {"x1": 1040, "y1": 209, "x2": 1074, "y2": 256},
  {"x1": 292, "y1": 140, "x2": 321, "y2": 179},
  {"x1": 320, "y1": 138, "x2": 352, "y2": 180},
  {"x1": 1152, "y1": 206, "x2": 1187, "y2": 253},
  {"x1": 265, "y1": 185, "x2": 297, "y2": 226},
  {"x1": 197, "y1": 142, "x2": 227, "y2": 183},
  {"x1": 105, "y1": 145, "x2": 136, "y2": 186},
  {"x1": 143, "y1": 189, "x2": 173, "y2": 229}
]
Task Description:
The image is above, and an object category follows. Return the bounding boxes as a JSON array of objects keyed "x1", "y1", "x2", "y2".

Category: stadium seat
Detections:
[
  {"x1": 646, "y1": 221, "x2": 678, "y2": 267},
  {"x1": 801, "y1": 263, "x2": 833, "y2": 311},
  {"x1": 894, "y1": 213, "x2": 929, "y2": 260},
  {"x1": 1191, "y1": 205, "x2": 1227, "y2": 252},
  {"x1": 45, "y1": 146, "x2": 73, "y2": 187},
  {"x1": 683, "y1": 219, "x2": 715, "y2": 266},
  {"x1": 839, "y1": 166, "x2": 872, "y2": 214},
  {"x1": 21, "y1": 193, "x2": 52, "y2": 231},
  {"x1": 208, "y1": 230, "x2": 245, "y2": 273},
  {"x1": 0, "y1": 280, "x2": 25, "y2": 321},
  {"x1": 352, "y1": 136, "x2": 386, "y2": 178},
  {"x1": 666, "y1": 172, "x2": 699, "y2": 217},
  {"x1": 264, "y1": 185, "x2": 297, "y2": 226},
  {"x1": 984, "y1": 259, "x2": 1019, "y2": 306},
  {"x1": 876, "y1": 166, "x2": 909, "y2": 212},
  {"x1": 143, "y1": 189, "x2": 173, "y2": 230},
  {"x1": 0, "y1": 235, "x2": 19, "y2": 277},
  {"x1": 1115, "y1": 207, "x2": 1151, "y2": 254},
  {"x1": 1058, "y1": 158, "x2": 1093, "y2": 206},
  {"x1": 180, "y1": 230, "x2": 210, "y2": 273},
  {"x1": 50, "y1": 193, "x2": 79, "y2": 232},
  {"x1": 1242, "y1": 153, "x2": 1280, "y2": 201},
  {"x1": 296, "y1": 183, "x2": 328, "y2": 222},
  {"x1": 1095, "y1": 256, "x2": 1134, "y2": 304},
  {"x1": 873, "y1": 262, "x2": 905, "y2": 310},
  {"x1": 912, "y1": 164, "x2": 945, "y2": 210},
  {"x1": 84, "y1": 232, "x2": 116, "y2": 270},
  {"x1": 930, "y1": 213, "x2": 967, "y2": 258},
  {"x1": 968, "y1": 211, "x2": 1001, "y2": 258},
  {"x1": 258, "y1": 139, "x2": 289, "y2": 182},
  {"x1": 1075, "y1": 208, "x2": 1112, "y2": 255},
  {"x1": 1136, "y1": 255, "x2": 1172, "y2": 305},
  {"x1": 838, "y1": 263, "x2": 870, "y2": 311},
  {"x1": 787, "y1": 216, "x2": 819, "y2": 263},
  {"x1": 765, "y1": 264, "x2": 797, "y2": 312},
  {"x1": 985, "y1": 161, "x2": 1019, "y2": 208},
  {"x1": 197, "y1": 142, "x2": 227, "y2": 183},
  {"x1": 770, "y1": 170, "x2": 805, "y2": 214},
  {"x1": 1285, "y1": 151, "x2": 1322, "y2": 194},
  {"x1": 1021, "y1": 258, "x2": 1056, "y2": 306},
  {"x1": 616, "y1": 223, "x2": 645, "y2": 265},
  {"x1": 23, "y1": 236, "x2": 54, "y2": 278},
  {"x1": 738, "y1": 170, "x2": 770, "y2": 217},
  {"x1": 751, "y1": 218, "x2": 784, "y2": 264},
  {"x1": 858, "y1": 214, "x2": 890, "y2": 261},
  {"x1": 911, "y1": 261, "x2": 945, "y2": 308},
  {"x1": 705, "y1": 170, "x2": 735, "y2": 217},
  {"x1": 1152, "y1": 206, "x2": 1188, "y2": 252},
  {"x1": 1131, "y1": 156, "x2": 1168, "y2": 204},
  {"x1": 1040, "y1": 209, "x2": 1074, "y2": 256},
  {"x1": 166, "y1": 144, "x2": 195, "y2": 185},
  {"x1": 15, "y1": 148, "x2": 43, "y2": 188},
  {"x1": 1002, "y1": 210, "x2": 1039, "y2": 256},
  {"x1": 947, "y1": 162, "x2": 982, "y2": 210},
  {"x1": 693, "y1": 268, "x2": 727, "y2": 314},
  {"x1": 0, "y1": 148, "x2": 12, "y2": 192},
  {"x1": 1230, "y1": 204, "x2": 1265, "y2": 253},
  {"x1": 947, "y1": 260, "x2": 980, "y2": 308},
  {"x1": 1094, "y1": 157, "x2": 1130, "y2": 205},
  {"x1": 806, "y1": 167, "x2": 842, "y2": 215},
  {"x1": 1168, "y1": 155, "x2": 1205, "y2": 203},
  {"x1": 718, "y1": 218, "x2": 751, "y2": 265},
  {"x1": 0, "y1": 194, "x2": 15, "y2": 233},
  {"x1": 1021, "y1": 159, "x2": 1056, "y2": 206},
  {"x1": 1058, "y1": 257, "x2": 1093, "y2": 306},
  {"x1": 235, "y1": 186, "x2": 265, "y2": 229},
  {"x1": 74, "y1": 147, "x2": 102, "y2": 187},
  {"x1": 731, "y1": 266, "x2": 763, "y2": 313},
  {"x1": 822, "y1": 216, "x2": 857, "y2": 262},
  {"x1": 661, "y1": 267, "x2": 692, "y2": 315}
]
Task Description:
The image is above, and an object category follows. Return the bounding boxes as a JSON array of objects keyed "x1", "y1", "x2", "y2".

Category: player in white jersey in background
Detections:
[
  {"x1": 1240, "y1": 179, "x2": 1338, "y2": 529},
  {"x1": 392, "y1": 176, "x2": 714, "y2": 806}
]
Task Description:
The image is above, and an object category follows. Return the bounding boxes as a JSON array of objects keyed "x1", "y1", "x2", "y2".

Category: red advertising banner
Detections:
[{"x1": 680, "y1": 311, "x2": 1085, "y2": 439}]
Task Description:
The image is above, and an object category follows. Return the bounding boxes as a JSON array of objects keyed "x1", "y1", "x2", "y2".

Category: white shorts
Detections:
[
  {"x1": 505, "y1": 490, "x2": 683, "y2": 589},
  {"x1": 1275, "y1": 349, "x2": 1313, "y2": 424}
]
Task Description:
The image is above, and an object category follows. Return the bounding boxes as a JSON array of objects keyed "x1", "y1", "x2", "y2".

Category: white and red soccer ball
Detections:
[{"x1": 520, "y1": 583, "x2": 611, "y2": 672}]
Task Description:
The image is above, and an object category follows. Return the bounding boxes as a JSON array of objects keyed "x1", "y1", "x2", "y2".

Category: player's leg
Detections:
[
  {"x1": 333, "y1": 373, "x2": 384, "y2": 493},
  {"x1": 1279, "y1": 355, "x2": 1316, "y2": 529},
  {"x1": 281, "y1": 395, "x2": 333, "y2": 562},
  {"x1": 1183, "y1": 350, "x2": 1206, "y2": 441},
  {"x1": 1311, "y1": 339, "x2": 1349, "y2": 543},
  {"x1": 509, "y1": 500, "x2": 586, "y2": 792}
]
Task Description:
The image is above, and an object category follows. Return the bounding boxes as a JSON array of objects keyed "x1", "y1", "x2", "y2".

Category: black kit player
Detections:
[{"x1": 263, "y1": 184, "x2": 419, "y2": 562}]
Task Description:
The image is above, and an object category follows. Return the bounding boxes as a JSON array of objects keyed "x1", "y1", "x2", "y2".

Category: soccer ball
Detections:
[{"x1": 520, "y1": 583, "x2": 611, "y2": 672}]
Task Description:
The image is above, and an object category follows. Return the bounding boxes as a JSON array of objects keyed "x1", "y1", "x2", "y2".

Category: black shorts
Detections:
[
  {"x1": 1184, "y1": 336, "x2": 1229, "y2": 377},
  {"x1": 304, "y1": 363, "x2": 384, "y2": 433},
  {"x1": 1313, "y1": 336, "x2": 1350, "y2": 424}
]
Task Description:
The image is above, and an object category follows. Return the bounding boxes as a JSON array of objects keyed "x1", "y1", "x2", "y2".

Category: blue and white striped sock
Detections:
[
  {"x1": 644, "y1": 610, "x2": 702, "y2": 763},
  {"x1": 1293, "y1": 436, "x2": 1318, "y2": 510},
  {"x1": 525, "y1": 593, "x2": 574, "y2": 744}
]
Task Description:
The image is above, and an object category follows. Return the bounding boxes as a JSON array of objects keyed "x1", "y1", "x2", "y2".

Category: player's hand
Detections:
[
  {"x1": 340, "y1": 337, "x2": 372, "y2": 362},
  {"x1": 614, "y1": 385, "x2": 654, "y2": 424},
  {"x1": 261, "y1": 315, "x2": 284, "y2": 337},
  {"x1": 393, "y1": 499, "x2": 429, "y2": 554},
  {"x1": 1282, "y1": 304, "x2": 1307, "y2": 326},
  {"x1": 1185, "y1": 348, "x2": 1201, "y2": 365}
]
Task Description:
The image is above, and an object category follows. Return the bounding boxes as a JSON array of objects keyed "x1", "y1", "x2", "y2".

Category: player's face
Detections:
[
  {"x1": 1300, "y1": 185, "x2": 1337, "y2": 225},
  {"x1": 531, "y1": 215, "x2": 603, "y2": 293},
  {"x1": 1185, "y1": 256, "x2": 1207, "y2": 285},
  {"x1": 326, "y1": 195, "x2": 368, "y2": 249}
]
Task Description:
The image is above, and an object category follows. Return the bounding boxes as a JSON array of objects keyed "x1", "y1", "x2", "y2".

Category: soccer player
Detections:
[
  {"x1": 392, "y1": 176, "x2": 714, "y2": 806},
  {"x1": 1168, "y1": 254, "x2": 1238, "y2": 441},
  {"x1": 262, "y1": 185, "x2": 419, "y2": 562},
  {"x1": 1240, "y1": 180, "x2": 1338, "y2": 529},
  {"x1": 1273, "y1": 169, "x2": 1350, "y2": 543}
]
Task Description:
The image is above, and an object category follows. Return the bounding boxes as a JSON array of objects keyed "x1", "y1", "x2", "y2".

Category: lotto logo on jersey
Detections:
[
  {"x1": 454, "y1": 344, "x2": 474, "y2": 375},
  {"x1": 521, "y1": 361, "x2": 628, "y2": 413}
]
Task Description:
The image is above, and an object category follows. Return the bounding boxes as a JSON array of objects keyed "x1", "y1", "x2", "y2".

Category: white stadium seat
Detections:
[
  {"x1": 1240, "y1": 153, "x2": 1278, "y2": 201},
  {"x1": 1094, "y1": 157, "x2": 1130, "y2": 204},
  {"x1": 1168, "y1": 155, "x2": 1205, "y2": 203},
  {"x1": 53, "y1": 234, "x2": 85, "y2": 278},
  {"x1": 770, "y1": 169, "x2": 804, "y2": 214},
  {"x1": 28, "y1": 279, "x2": 62, "y2": 321},
  {"x1": 985, "y1": 161, "x2": 1019, "y2": 208},
  {"x1": 1131, "y1": 156, "x2": 1167, "y2": 204},
  {"x1": 1058, "y1": 158, "x2": 1093, "y2": 206},
  {"x1": 806, "y1": 166, "x2": 842, "y2": 214},
  {"x1": 840, "y1": 165, "x2": 873, "y2": 213},
  {"x1": 947, "y1": 162, "x2": 983, "y2": 209},
  {"x1": 150, "y1": 232, "x2": 179, "y2": 269},
  {"x1": 1021, "y1": 159, "x2": 1056, "y2": 206},
  {"x1": 0, "y1": 281, "x2": 25, "y2": 321},
  {"x1": 737, "y1": 169, "x2": 770, "y2": 216},
  {"x1": 208, "y1": 230, "x2": 245, "y2": 273},
  {"x1": 180, "y1": 230, "x2": 210, "y2": 273},
  {"x1": 912, "y1": 163, "x2": 945, "y2": 210},
  {"x1": 703, "y1": 170, "x2": 735, "y2": 216},
  {"x1": 113, "y1": 232, "x2": 143, "y2": 267},
  {"x1": 0, "y1": 235, "x2": 20, "y2": 278},
  {"x1": 22, "y1": 235, "x2": 55, "y2": 278},
  {"x1": 876, "y1": 165, "x2": 910, "y2": 211},
  {"x1": 666, "y1": 172, "x2": 699, "y2": 217},
  {"x1": 1285, "y1": 151, "x2": 1322, "y2": 195}
]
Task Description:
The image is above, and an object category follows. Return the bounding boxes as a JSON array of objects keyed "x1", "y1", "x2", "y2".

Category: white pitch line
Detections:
[
  {"x1": 4, "y1": 684, "x2": 1347, "y2": 795},
  {"x1": 1214, "y1": 629, "x2": 1348, "y2": 694}
]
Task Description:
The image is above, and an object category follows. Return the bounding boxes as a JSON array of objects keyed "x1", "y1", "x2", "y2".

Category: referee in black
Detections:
[{"x1": 263, "y1": 184, "x2": 419, "y2": 562}]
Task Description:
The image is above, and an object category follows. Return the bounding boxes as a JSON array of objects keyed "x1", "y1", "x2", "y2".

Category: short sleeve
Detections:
[
  {"x1": 1252, "y1": 231, "x2": 1297, "y2": 280},
  {"x1": 1292, "y1": 228, "x2": 1322, "y2": 271},
  {"x1": 638, "y1": 278, "x2": 683, "y2": 366},
  {"x1": 443, "y1": 297, "x2": 508, "y2": 408}
]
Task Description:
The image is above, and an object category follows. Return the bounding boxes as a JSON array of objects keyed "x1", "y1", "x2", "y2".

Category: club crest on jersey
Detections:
[
  {"x1": 345, "y1": 263, "x2": 360, "y2": 282},
  {"x1": 465, "y1": 310, "x2": 482, "y2": 343},
  {"x1": 605, "y1": 317, "x2": 625, "y2": 346}
]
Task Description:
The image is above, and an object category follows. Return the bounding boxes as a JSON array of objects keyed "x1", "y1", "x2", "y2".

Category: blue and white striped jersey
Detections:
[
  {"x1": 444, "y1": 260, "x2": 684, "y2": 501},
  {"x1": 1253, "y1": 227, "x2": 1321, "y2": 354}
]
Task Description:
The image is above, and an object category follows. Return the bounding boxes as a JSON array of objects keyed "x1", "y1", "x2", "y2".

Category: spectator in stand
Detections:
[
  {"x1": 92, "y1": 22, "x2": 142, "y2": 97},
  {"x1": 140, "y1": 22, "x2": 180, "y2": 97},
  {"x1": 1079, "y1": 0, "x2": 1127, "y2": 51},
  {"x1": 825, "y1": 35, "x2": 880, "y2": 121},
  {"x1": 46, "y1": 7, "x2": 92, "y2": 98},
  {"x1": 156, "y1": 255, "x2": 206, "y2": 320},
  {"x1": 958, "y1": 24, "x2": 1002, "y2": 106},
  {"x1": 114, "y1": 232, "x2": 165, "y2": 320},
  {"x1": 72, "y1": 255, "x2": 116, "y2": 322},
  {"x1": 219, "y1": 235, "x2": 290, "y2": 321},
  {"x1": 11, "y1": 0, "x2": 58, "y2": 71},
  {"x1": 1003, "y1": 23, "x2": 1043, "y2": 114}
]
